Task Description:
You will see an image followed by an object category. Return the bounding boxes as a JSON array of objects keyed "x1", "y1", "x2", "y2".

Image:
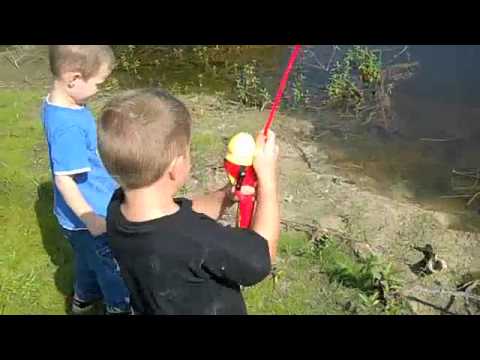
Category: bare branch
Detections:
[
  {"x1": 419, "y1": 137, "x2": 460, "y2": 142},
  {"x1": 406, "y1": 285, "x2": 480, "y2": 302}
]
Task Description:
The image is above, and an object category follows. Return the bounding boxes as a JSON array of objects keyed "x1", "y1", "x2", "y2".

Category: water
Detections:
[
  {"x1": 117, "y1": 45, "x2": 480, "y2": 229},
  {"x1": 291, "y1": 46, "x2": 480, "y2": 227},
  {"x1": 113, "y1": 45, "x2": 286, "y2": 95}
]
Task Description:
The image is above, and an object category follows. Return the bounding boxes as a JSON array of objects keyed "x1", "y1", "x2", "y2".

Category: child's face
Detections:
[{"x1": 66, "y1": 63, "x2": 111, "y2": 104}]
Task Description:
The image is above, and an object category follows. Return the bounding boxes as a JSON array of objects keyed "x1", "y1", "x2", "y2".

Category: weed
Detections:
[
  {"x1": 117, "y1": 45, "x2": 142, "y2": 80},
  {"x1": 312, "y1": 235, "x2": 409, "y2": 314},
  {"x1": 327, "y1": 46, "x2": 382, "y2": 111},
  {"x1": 233, "y1": 61, "x2": 271, "y2": 109},
  {"x1": 286, "y1": 59, "x2": 310, "y2": 110}
]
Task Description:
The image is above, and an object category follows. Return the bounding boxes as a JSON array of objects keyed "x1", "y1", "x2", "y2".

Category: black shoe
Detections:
[
  {"x1": 105, "y1": 305, "x2": 132, "y2": 315},
  {"x1": 71, "y1": 297, "x2": 102, "y2": 315}
]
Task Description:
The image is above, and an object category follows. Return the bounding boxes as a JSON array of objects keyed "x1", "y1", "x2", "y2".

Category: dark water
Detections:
[
  {"x1": 113, "y1": 45, "x2": 286, "y2": 96},
  {"x1": 289, "y1": 46, "x2": 480, "y2": 228},
  {"x1": 311, "y1": 45, "x2": 480, "y2": 227},
  {"x1": 117, "y1": 45, "x2": 480, "y2": 228},
  {"x1": 391, "y1": 47, "x2": 480, "y2": 203}
]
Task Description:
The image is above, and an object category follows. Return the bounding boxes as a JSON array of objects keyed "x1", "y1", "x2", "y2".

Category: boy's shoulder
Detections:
[
  {"x1": 42, "y1": 99, "x2": 94, "y2": 136},
  {"x1": 43, "y1": 99, "x2": 93, "y2": 124},
  {"x1": 108, "y1": 189, "x2": 212, "y2": 231},
  {"x1": 108, "y1": 189, "x2": 263, "y2": 244}
]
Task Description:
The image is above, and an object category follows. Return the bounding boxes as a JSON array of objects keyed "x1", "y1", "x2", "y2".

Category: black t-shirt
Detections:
[{"x1": 106, "y1": 189, "x2": 271, "y2": 315}]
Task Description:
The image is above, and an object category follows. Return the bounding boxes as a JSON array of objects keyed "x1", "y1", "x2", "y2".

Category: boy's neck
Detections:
[
  {"x1": 49, "y1": 81, "x2": 83, "y2": 109},
  {"x1": 121, "y1": 183, "x2": 180, "y2": 223}
]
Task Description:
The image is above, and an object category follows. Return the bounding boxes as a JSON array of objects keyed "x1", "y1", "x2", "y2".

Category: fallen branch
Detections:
[
  {"x1": 403, "y1": 295, "x2": 458, "y2": 315},
  {"x1": 406, "y1": 285, "x2": 480, "y2": 302},
  {"x1": 303, "y1": 45, "x2": 339, "y2": 73},
  {"x1": 447, "y1": 168, "x2": 480, "y2": 204},
  {"x1": 313, "y1": 130, "x2": 332, "y2": 139},
  {"x1": 466, "y1": 191, "x2": 480, "y2": 207},
  {"x1": 452, "y1": 168, "x2": 480, "y2": 176},
  {"x1": 439, "y1": 195, "x2": 474, "y2": 199},
  {"x1": 419, "y1": 137, "x2": 460, "y2": 142},
  {"x1": 387, "y1": 45, "x2": 409, "y2": 64},
  {"x1": 452, "y1": 172, "x2": 480, "y2": 180},
  {"x1": 275, "y1": 126, "x2": 324, "y2": 176},
  {"x1": 280, "y1": 219, "x2": 317, "y2": 234},
  {"x1": 280, "y1": 219, "x2": 360, "y2": 253},
  {"x1": 290, "y1": 142, "x2": 316, "y2": 173}
]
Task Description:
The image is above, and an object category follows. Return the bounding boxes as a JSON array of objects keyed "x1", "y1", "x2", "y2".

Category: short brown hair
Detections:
[
  {"x1": 98, "y1": 88, "x2": 192, "y2": 189},
  {"x1": 48, "y1": 45, "x2": 115, "y2": 80}
]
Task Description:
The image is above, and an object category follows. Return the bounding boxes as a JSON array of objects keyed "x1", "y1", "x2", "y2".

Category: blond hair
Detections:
[
  {"x1": 48, "y1": 45, "x2": 115, "y2": 80},
  {"x1": 98, "y1": 88, "x2": 192, "y2": 189}
]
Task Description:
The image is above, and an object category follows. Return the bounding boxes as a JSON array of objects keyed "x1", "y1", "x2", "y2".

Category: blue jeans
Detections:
[{"x1": 62, "y1": 229, "x2": 130, "y2": 312}]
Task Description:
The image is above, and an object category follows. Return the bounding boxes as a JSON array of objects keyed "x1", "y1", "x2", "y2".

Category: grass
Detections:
[
  {"x1": 244, "y1": 231, "x2": 412, "y2": 315},
  {"x1": 244, "y1": 232, "x2": 349, "y2": 315},
  {"x1": 0, "y1": 88, "x2": 73, "y2": 314}
]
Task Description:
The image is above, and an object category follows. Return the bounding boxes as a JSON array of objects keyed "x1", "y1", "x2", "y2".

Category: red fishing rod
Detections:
[
  {"x1": 263, "y1": 44, "x2": 302, "y2": 136},
  {"x1": 224, "y1": 45, "x2": 302, "y2": 228}
]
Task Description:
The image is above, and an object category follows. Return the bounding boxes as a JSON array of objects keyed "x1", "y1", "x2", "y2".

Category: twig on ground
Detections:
[
  {"x1": 439, "y1": 195, "x2": 474, "y2": 199},
  {"x1": 466, "y1": 191, "x2": 480, "y2": 207},
  {"x1": 419, "y1": 137, "x2": 460, "y2": 142},
  {"x1": 404, "y1": 285, "x2": 480, "y2": 302}
]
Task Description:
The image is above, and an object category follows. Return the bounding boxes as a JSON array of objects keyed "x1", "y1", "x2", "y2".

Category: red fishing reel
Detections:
[{"x1": 224, "y1": 133, "x2": 257, "y2": 228}]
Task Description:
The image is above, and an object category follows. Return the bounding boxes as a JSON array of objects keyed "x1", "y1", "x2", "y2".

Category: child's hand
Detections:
[
  {"x1": 225, "y1": 184, "x2": 256, "y2": 203},
  {"x1": 82, "y1": 212, "x2": 107, "y2": 237},
  {"x1": 232, "y1": 185, "x2": 256, "y2": 201},
  {"x1": 253, "y1": 130, "x2": 279, "y2": 189}
]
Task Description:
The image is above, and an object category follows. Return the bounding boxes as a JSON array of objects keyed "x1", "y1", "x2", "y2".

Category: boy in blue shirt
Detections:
[{"x1": 41, "y1": 45, "x2": 130, "y2": 315}]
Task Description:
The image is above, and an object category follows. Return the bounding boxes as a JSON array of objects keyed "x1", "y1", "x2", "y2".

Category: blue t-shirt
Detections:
[{"x1": 41, "y1": 98, "x2": 119, "y2": 230}]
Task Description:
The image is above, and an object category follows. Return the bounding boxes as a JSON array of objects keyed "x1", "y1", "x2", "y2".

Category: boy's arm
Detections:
[
  {"x1": 49, "y1": 125, "x2": 106, "y2": 236},
  {"x1": 201, "y1": 220, "x2": 272, "y2": 287},
  {"x1": 194, "y1": 132, "x2": 279, "y2": 286},
  {"x1": 191, "y1": 184, "x2": 234, "y2": 220},
  {"x1": 250, "y1": 131, "x2": 280, "y2": 263},
  {"x1": 55, "y1": 174, "x2": 106, "y2": 236},
  {"x1": 251, "y1": 180, "x2": 280, "y2": 262},
  {"x1": 193, "y1": 131, "x2": 280, "y2": 262}
]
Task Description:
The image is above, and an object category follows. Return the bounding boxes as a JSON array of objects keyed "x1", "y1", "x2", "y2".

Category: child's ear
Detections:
[
  {"x1": 167, "y1": 157, "x2": 179, "y2": 181},
  {"x1": 168, "y1": 155, "x2": 189, "y2": 181},
  {"x1": 63, "y1": 72, "x2": 83, "y2": 88}
]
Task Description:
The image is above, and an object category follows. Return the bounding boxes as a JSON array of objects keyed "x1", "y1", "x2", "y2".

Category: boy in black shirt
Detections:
[{"x1": 98, "y1": 88, "x2": 280, "y2": 315}]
